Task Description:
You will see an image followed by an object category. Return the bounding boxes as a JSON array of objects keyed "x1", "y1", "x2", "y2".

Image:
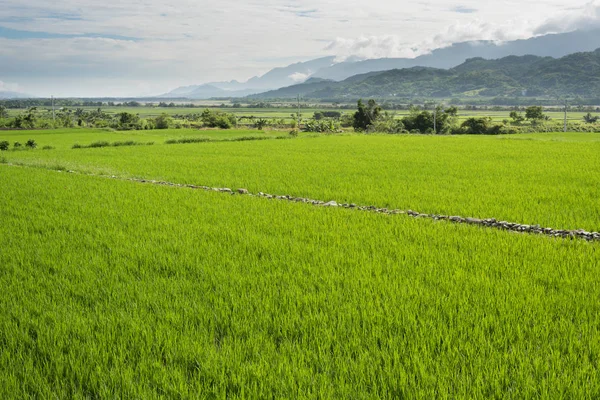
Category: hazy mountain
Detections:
[
  {"x1": 158, "y1": 84, "x2": 258, "y2": 99},
  {"x1": 250, "y1": 71, "x2": 388, "y2": 99},
  {"x1": 251, "y1": 49, "x2": 600, "y2": 100},
  {"x1": 311, "y1": 30, "x2": 600, "y2": 81},
  {"x1": 162, "y1": 56, "x2": 337, "y2": 98},
  {"x1": 250, "y1": 78, "x2": 336, "y2": 99},
  {"x1": 0, "y1": 91, "x2": 31, "y2": 99}
]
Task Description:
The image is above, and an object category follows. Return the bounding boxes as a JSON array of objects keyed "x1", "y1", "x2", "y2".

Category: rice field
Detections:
[
  {"x1": 1, "y1": 129, "x2": 599, "y2": 398},
  {"x1": 2, "y1": 129, "x2": 599, "y2": 231}
]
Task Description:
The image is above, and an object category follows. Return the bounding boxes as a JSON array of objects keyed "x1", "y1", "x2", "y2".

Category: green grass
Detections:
[
  {"x1": 3, "y1": 130, "x2": 599, "y2": 231},
  {"x1": 0, "y1": 128, "x2": 289, "y2": 150},
  {"x1": 0, "y1": 165, "x2": 598, "y2": 398}
]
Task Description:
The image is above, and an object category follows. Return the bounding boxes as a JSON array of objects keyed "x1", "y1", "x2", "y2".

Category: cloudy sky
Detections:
[{"x1": 0, "y1": 0, "x2": 599, "y2": 97}]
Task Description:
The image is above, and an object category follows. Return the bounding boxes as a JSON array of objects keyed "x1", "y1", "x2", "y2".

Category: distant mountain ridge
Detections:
[
  {"x1": 161, "y1": 57, "x2": 337, "y2": 99},
  {"x1": 162, "y1": 29, "x2": 600, "y2": 99},
  {"x1": 250, "y1": 49, "x2": 600, "y2": 99}
]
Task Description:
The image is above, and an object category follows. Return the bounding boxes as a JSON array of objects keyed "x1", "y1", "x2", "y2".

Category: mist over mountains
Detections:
[{"x1": 162, "y1": 29, "x2": 600, "y2": 100}]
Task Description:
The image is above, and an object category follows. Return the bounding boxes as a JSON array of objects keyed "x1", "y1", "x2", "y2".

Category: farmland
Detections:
[
  {"x1": 2, "y1": 129, "x2": 599, "y2": 230},
  {"x1": 1, "y1": 128, "x2": 599, "y2": 397},
  {"x1": 3, "y1": 104, "x2": 597, "y2": 125}
]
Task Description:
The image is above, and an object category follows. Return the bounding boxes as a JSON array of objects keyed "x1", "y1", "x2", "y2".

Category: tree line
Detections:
[{"x1": 348, "y1": 100, "x2": 600, "y2": 135}]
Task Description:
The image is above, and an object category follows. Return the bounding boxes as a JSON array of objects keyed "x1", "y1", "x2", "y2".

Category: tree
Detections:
[
  {"x1": 444, "y1": 106, "x2": 458, "y2": 117},
  {"x1": 340, "y1": 114, "x2": 354, "y2": 128},
  {"x1": 154, "y1": 113, "x2": 172, "y2": 129},
  {"x1": 368, "y1": 112, "x2": 405, "y2": 133},
  {"x1": 200, "y1": 109, "x2": 237, "y2": 129},
  {"x1": 459, "y1": 117, "x2": 502, "y2": 134},
  {"x1": 255, "y1": 118, "x2": 269, "y2": 130},
  {"x1": 57, "y1": 109, "x2": 74, "y2": 128},
  {"x1": 583, "y1": 113, "x2": 599, "y2": 124},
  {"x1": 509, "y1": 111, "x2": 525, "y2": 125},
  {"x1": 0, "y1": 106, "x2": 8, "y2": 119},
  {"x1": 401, "y1": 106, "x2": 455, "y2": 134},
  {"x1": 21, "y1": 107, "x2": 38, "y2": 129},
  {"x1": 0, "y1": 141, "x2": 9, "y2": 151},
  {"x1": 114, "y1": 112, "x2": 141, "y2": 130},
  {"x1": 353, "y1": 99, "x2": 381, "y2": 131},
  {"x1": 525, "y1": 106, "x2": 545, "y2": 121},
  {"x1": 322, "y1": 111, "x2": 342, "y2": 119}
]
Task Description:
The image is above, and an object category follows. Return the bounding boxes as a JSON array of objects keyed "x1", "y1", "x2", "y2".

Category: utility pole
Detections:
[
  {"x1": 433, "y1": 105, "x2": 438, "y2": 134},
  {"x1": 52, "y1": 95, "x2": 55, "y2": 123},
  {"x1": 563, "y1": 100, "x2": 568, "y2": 133},
  {"x1": 297, "y1": 94, "x2": 301, "y2": 130}
]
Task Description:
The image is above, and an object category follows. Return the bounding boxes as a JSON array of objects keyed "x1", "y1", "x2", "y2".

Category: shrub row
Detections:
[
  {"x1": 72, "y1": 141, "x2": 154, "y2": 149},
  {"x1": 0, "y1": 139, "x2": 37, "y2": 151}
]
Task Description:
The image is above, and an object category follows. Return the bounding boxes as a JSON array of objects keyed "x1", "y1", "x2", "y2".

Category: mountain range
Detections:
[
  {"x1": 162, "y1": 29, "x2": 600, "y2": 99},
  {"x1": 160, "y1": 56, "x2": 337, "y2": 99},
  {"x1": 250, "y1": 49, "x2": 600, "y2": 100}
]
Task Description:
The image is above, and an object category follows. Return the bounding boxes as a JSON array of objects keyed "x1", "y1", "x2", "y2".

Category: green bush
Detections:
[
  {"x1": 303, "y1": 119, "x2": 341, "y2": 133},
  {"x1": 73, "y1": 141, "x2": 153, "y2": 149},
  {"x1": 89, "y1": 141, "x2": 110, "y2": 148},
  {"x1": 154, "y1": 113, "x2": 172, "y2": 129},
  {"x1": 368, "y1": 113, "x2": 406, "y2": 134},
  {"x1": 200, "y1": 109, "x2": 237, "y2": 129},
  {"x1": 255, "y1": 118, "x2": 269, "y2": 130},
  {"x1": 165, "y1": 138, "x2": 211, "y2": 145},
  {"x1": 455, "y1": 117, "x2": 503, "y2": 135}
]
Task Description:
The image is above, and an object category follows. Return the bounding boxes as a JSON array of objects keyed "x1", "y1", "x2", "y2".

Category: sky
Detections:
[{"x1": 1, "y1": 0, "x2": 599, "y2": 97}]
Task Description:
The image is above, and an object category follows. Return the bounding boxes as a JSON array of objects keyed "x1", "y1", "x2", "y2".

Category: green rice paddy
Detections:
[{"x1": 1, "y1": 128, "x2": 599, "y2": 398}]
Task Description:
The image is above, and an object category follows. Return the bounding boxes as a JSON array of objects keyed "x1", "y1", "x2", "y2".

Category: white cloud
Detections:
[
  {"x1": 326, "y1": 35, "x2": 420, "y2": 61},
  {"x1": 535, "y1": 0, "x2": 600, "y2": 34},
  {"x1": 0, "y1": 80, "x2": 21, "y2": 92},
  {"x1": 0, "y1": 0, "x2": 595, "y2": 96},
  {"x1": 324, "y1": 1, "x2": 600, "y2": 61},
  {"x1": 325, "y1": 19, "x2": 538, "y2": 61},
  {"x1": 288, "y1": 72, "x2": 310, "y2": 82}
]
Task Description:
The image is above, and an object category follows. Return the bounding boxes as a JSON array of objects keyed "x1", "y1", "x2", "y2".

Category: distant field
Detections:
[
  {"x1": 5, "y1": 106, "x2": 596, "y2": 125},
  {"x1": 1, "y1": 128, "x2": 599, "y2": 397}
]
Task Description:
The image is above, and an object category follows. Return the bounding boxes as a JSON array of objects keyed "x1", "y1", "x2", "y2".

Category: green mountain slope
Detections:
[{"x1": 250, "y1": 49, "x2": 600, "y2": 100}]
